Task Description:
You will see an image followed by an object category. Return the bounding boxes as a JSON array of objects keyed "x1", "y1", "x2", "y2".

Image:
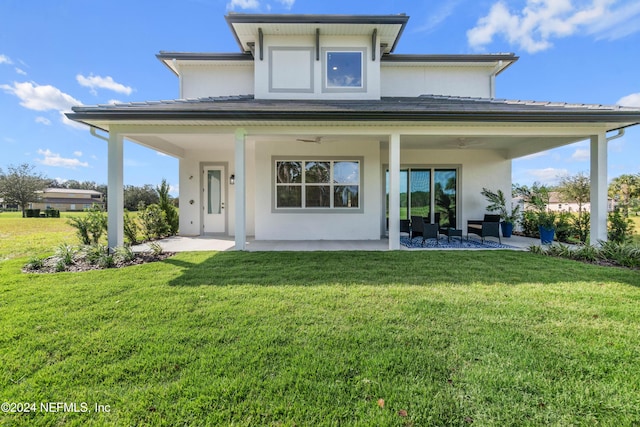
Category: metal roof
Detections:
[
  {"x1": 67, "y1": 94, "x2": 640, "y2": 129},
  {"x1": 225, "y1": 13, "x2": 409, "y2": 55}
]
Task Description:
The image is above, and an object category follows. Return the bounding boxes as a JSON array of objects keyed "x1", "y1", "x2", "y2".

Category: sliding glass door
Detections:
[{"x1": 386, "y1": 167, "x2": 457, "y2": 227}]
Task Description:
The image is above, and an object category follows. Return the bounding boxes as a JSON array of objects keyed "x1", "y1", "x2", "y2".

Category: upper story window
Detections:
[{"x1": 323, "y1": 48, "x2": 366, "y2": 93}]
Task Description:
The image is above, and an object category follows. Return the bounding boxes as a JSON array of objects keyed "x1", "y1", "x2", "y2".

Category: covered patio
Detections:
[
  {"x1": 133, "y1": 233, "x2": 540, "y2": 252},
  {"x1": 67, "y1": 95, "x2": 640, "y2": 251}
]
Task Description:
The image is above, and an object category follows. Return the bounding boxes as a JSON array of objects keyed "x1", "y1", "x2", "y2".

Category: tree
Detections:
[
  {"x1": 156, "y1": 179, "x2": 179, "y2": 235},
  {"x1": 0, "y1": 163, "x2": 48, "y2": 217},
  {"x1": 608, "y1": 174, "x2": 640, "y2": 217},
  {"x1": 557, "y1": 172, "x2": 590, "y2": 213},
  {"x1": 513, "y1": 182, "x2": 550, "y2": 211},
  {"x1": 124, "y1": 184, "x2": 158, "y2": 211}
]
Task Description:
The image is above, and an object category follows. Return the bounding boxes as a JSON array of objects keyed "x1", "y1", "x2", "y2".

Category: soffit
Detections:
[{"x1": 226, "y1": 15, "x2": 409, "y2": 54}]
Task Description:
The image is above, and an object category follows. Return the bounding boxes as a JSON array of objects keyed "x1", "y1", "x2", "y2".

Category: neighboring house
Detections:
[
  {"x1": 29, "y1": 188, "x2": 105, "y2": 212},
  {"x1": 66, "y1": 13, "x2": 640, "y2": 250},
  {"x1": 0, "y1": 198, "x2": 19, "y2": 211}
]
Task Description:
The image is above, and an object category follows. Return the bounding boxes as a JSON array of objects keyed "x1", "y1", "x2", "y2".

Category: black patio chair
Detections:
[
  {"x1": 467, "y1": 214, "x2": 501, "y2": 244},
  {"x1": 421, "y1": 219, "x2": 440, "y2": 246}
]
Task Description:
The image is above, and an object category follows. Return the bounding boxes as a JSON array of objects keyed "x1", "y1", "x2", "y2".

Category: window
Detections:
[
  {"x1": 386, "y1": 167, "x2": 458, "y2": 227},
  {"x1": 275, "y1": 160, "x2": 360, "y2": 210},
  {"x1": 322, "y1": 48, "x2": 366, "y2": 92}
]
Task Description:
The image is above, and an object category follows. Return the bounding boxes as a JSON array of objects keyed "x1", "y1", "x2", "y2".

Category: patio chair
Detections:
[
  {"x1": 467, "y1": 214, "x2": 501, "y2": 244},
  {"x1": 421, "y1": 219, "x2": 439, "y2": 246},
  {"x1": 410, "y1": 215, "x2": 423, "y2": 239},
  {"x1": 400, "y1": 219, "x2": 411, "y2": 237}
]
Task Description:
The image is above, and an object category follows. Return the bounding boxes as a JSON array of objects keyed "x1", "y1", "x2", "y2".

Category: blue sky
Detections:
[{"x1": 1, "y1": 0, "x2": 639, "y2": 195}]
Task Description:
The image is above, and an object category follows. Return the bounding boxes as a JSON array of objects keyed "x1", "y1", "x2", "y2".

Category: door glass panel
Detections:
[
  {"x1": 434, "y1": 169, "x2": 457, "y2": 227},
  {"x1": 410, "y1": 169, "x2": 431, "y2": 220},
  {"x1": 207, "y1": 170, "x2": 221, "y2": 214}
]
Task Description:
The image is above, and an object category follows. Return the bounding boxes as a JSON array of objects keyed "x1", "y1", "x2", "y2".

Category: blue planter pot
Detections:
[
  {"x1": 539, "y1": 226, "x2": 555, "y2": 244},
  {"x1": 501, "y1": 222, "x2": 514, "y2": 238}
]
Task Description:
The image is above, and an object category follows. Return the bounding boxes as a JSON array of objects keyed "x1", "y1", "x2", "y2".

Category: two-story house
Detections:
[
  {"x1": 67, "y1": 13, "x2": 640, "y2": 250},
  {"x1": 31, "y1": 188, "x2": 105, "y2": 212}
]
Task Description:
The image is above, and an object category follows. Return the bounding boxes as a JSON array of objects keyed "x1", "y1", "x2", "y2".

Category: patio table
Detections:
[{"x1": 439, "y1": 227, "x2": 463, "y2": 243}]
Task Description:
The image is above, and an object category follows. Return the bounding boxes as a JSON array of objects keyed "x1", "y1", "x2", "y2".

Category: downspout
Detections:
[
  {"x1": 90, "y1": 126, "x2": 109, "y2": 142},
  {"x1": 489, "y1": 60, "x2": 503, "y2": 99},
  {"x1": 606, "y1": 128, "x2": 625, "y2": 142}
]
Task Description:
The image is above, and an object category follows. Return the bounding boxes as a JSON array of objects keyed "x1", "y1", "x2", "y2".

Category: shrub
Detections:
[
  {"x1": 114, "y1": 245, "x2": 135, "y2": 264},
  {"x1": 68, "y1": 206, "x2": 107, "y2": 245},
  {"x1": 598, "y1": 241, "x2": 640, "y2": 268},
  {"x1": 123, "y1": 210, "x2": 140, "y2": 245},
  {"x1": 96, "y1": 253, "x2": 115, "y2": 269},
  {"x1": 82, "y1": 244, "x2": 109, "y2": 265},
  {"x1": 554, "y1": 212, "x2": 572, "y2": 243},
  {"x1": 571, "y1": 211, "x2": 590, "y2": 244},
  {"x1": 140, "y1": 204, "x2": 170, "y2": 241},
  {"x1": 521, "y1": 211, "x2": 539, "y2": 237},
  {"x1": 157, "y1": 179, "x2": 179, "y2": 235},
  {"x1": 608, "y1": 209, "x2": 634, "y2": 244},
  {"x1": 148, "y1": 242, "x2": 163, "y2": 256},
  {"x1": 25, "y1": 256, "x2": 44, "y2": 270},
  {"x1": 55, "y1": 243, "x2": 76, "y2": 266},
  {"x1": 572, "y1": 244, "x2": 599, "y2": 262}
]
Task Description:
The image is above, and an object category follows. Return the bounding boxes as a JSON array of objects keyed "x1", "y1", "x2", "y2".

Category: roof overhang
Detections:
[
  {"x1": 225, "y1": 13, "x2": 410, "y2": 55},
  {"x1": 157, "y1": 52, "x2": 254, "y2": 76}
]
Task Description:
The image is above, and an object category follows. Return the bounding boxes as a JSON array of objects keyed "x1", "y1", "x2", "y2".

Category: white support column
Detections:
[
  {"x1": 107, "y1": 131, "x2": 124, "y2": 249},
  {"x1": 590, "y1": 132, "x2": 608, "y2": 243},
  {"x1": 388, "y1": 133, "x2": 401, "y2": 250},
  {"x1": 234, "y1": 128, "x2": 247, "y2": 250}
]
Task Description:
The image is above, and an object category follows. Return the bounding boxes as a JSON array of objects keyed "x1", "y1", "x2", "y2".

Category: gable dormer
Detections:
[{"x1": 226, "y1": 13, "x2": 409, "y2": 100}]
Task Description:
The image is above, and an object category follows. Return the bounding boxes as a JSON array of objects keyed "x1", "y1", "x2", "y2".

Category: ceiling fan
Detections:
[
  {"x1": 447, "y1": 137, "x2": 485, "y2": 149},
  {"x1": 296, "y1": 136, "x2": 323, "y2": 144}
]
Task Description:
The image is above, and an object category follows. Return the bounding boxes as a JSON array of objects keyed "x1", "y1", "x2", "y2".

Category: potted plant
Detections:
[
  {"x1": 481, "y1": 188, "x2": 520, "y2": 237},
  {"x1": 537, "y1": 210, "x2": 556, "y2": 244}
]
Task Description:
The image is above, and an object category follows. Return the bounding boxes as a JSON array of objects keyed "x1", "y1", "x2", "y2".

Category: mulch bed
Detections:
[{"x1": 22, "y1": 252, "x2": 175, "y2": 274}]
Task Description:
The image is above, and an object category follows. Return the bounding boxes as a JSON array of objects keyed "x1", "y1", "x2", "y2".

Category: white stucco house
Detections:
[{"x1": 67, "y1": 13, "x2": 640, "y2": 250}]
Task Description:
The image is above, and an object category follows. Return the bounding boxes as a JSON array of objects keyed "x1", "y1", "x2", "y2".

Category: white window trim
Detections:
[{"x1": 272, "y1": 156, "x2": 364, "y2": 213}]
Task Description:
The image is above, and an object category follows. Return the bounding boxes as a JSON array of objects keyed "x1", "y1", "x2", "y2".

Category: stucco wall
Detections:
[
  {"x1": 254, "y1": 139, "x2": 382, "y2": 240},
  {"x1": 381, "y1": 65, "x2": 492, "y2": 98},
  {"x1": 180, "y1": 63, "x2": 254, "y2": 99}
]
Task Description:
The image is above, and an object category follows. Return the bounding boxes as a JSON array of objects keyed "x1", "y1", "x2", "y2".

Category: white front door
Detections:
[{"x1": 203, "y1": 165, "x2": 226, "y2": 234}]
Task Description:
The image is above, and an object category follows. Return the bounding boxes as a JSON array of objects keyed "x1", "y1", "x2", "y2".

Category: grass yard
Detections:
[
  {"x1": 0, "y1": 212, "x2": 89, "y2": 261},
  {"x1": 1, "y1": 215, "x2": 640, "y2": 426}
]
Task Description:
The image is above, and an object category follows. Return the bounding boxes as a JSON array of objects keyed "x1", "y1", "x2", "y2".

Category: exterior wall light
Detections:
[{"x1": 230, "y1": 174, "x2": 235, "y2": 185}]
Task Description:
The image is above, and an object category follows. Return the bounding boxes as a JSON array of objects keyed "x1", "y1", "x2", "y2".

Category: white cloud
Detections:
[
  {"x1": 468, "y1": 0, "x2": 640, "y2": 53},
  {"x1": 15, "y1": 68, "x2": 27, "y2": 76},
  {"x1": 35, "y1": 116, "x2": 51, "y2": 126},
  {"x1": 571, "y1": 148, "x2": 590, "y2": 161},
  {"x1": 0, "y1": 81, "x2": 84, "y2": 128},
  {"x1": 0, "y1": 54, "x2": 12, "y2": 65},
  {"x1": 37, "y1": 149, "x2": 89, "y2": 169},
  {"x1": 278, "y1": 0, "x2": 295, "y2": 8},
  {"x1": 617, "y1": 93, "x2": 640, "y2": 107},
  {"x1": 1, "y1": 81, "x2": 82, "y2": 112},
  {"x1": 527, "y1": 167, "x2": 569, "y2": 184},
  {"x1": 414, "y1": 1, "x2": 460, "y2": 33},
  {"x1": 73, "y1": 151, "x2": 83, "y2": 157},
  {"x1": 76, "y1": 74, "x2": 133, "y2": 96},
  {"x1": 157, "y1": 152, "x2": 170, "y2": 157},
  {"x1": 227, "y1": 0, "x2": 260, "y2": 10}
]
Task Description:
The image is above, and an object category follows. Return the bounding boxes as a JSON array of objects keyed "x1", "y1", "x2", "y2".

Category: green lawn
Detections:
[{"x1": 1, "y1": 214, "x2": 640, "y2": 426}]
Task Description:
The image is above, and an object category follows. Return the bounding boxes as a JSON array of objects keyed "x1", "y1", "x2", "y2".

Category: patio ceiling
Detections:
[{"x1": 121, "y1": 128, "x2": 594, "y2": 160}]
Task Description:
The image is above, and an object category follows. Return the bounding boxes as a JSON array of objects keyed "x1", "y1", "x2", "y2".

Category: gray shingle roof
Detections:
[{"x1": 67, "y1": 94, "x2": 640, "y2": 125}]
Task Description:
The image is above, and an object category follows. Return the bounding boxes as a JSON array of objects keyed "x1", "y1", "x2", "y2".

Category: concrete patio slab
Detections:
[{"x1": 132, "y1": 234, "x2": 542, "y2": 252}]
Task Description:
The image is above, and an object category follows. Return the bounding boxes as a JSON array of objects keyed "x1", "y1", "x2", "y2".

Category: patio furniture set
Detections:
[{"x1": 401, "y1": 214, "x2": 502, "y2": 247}]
